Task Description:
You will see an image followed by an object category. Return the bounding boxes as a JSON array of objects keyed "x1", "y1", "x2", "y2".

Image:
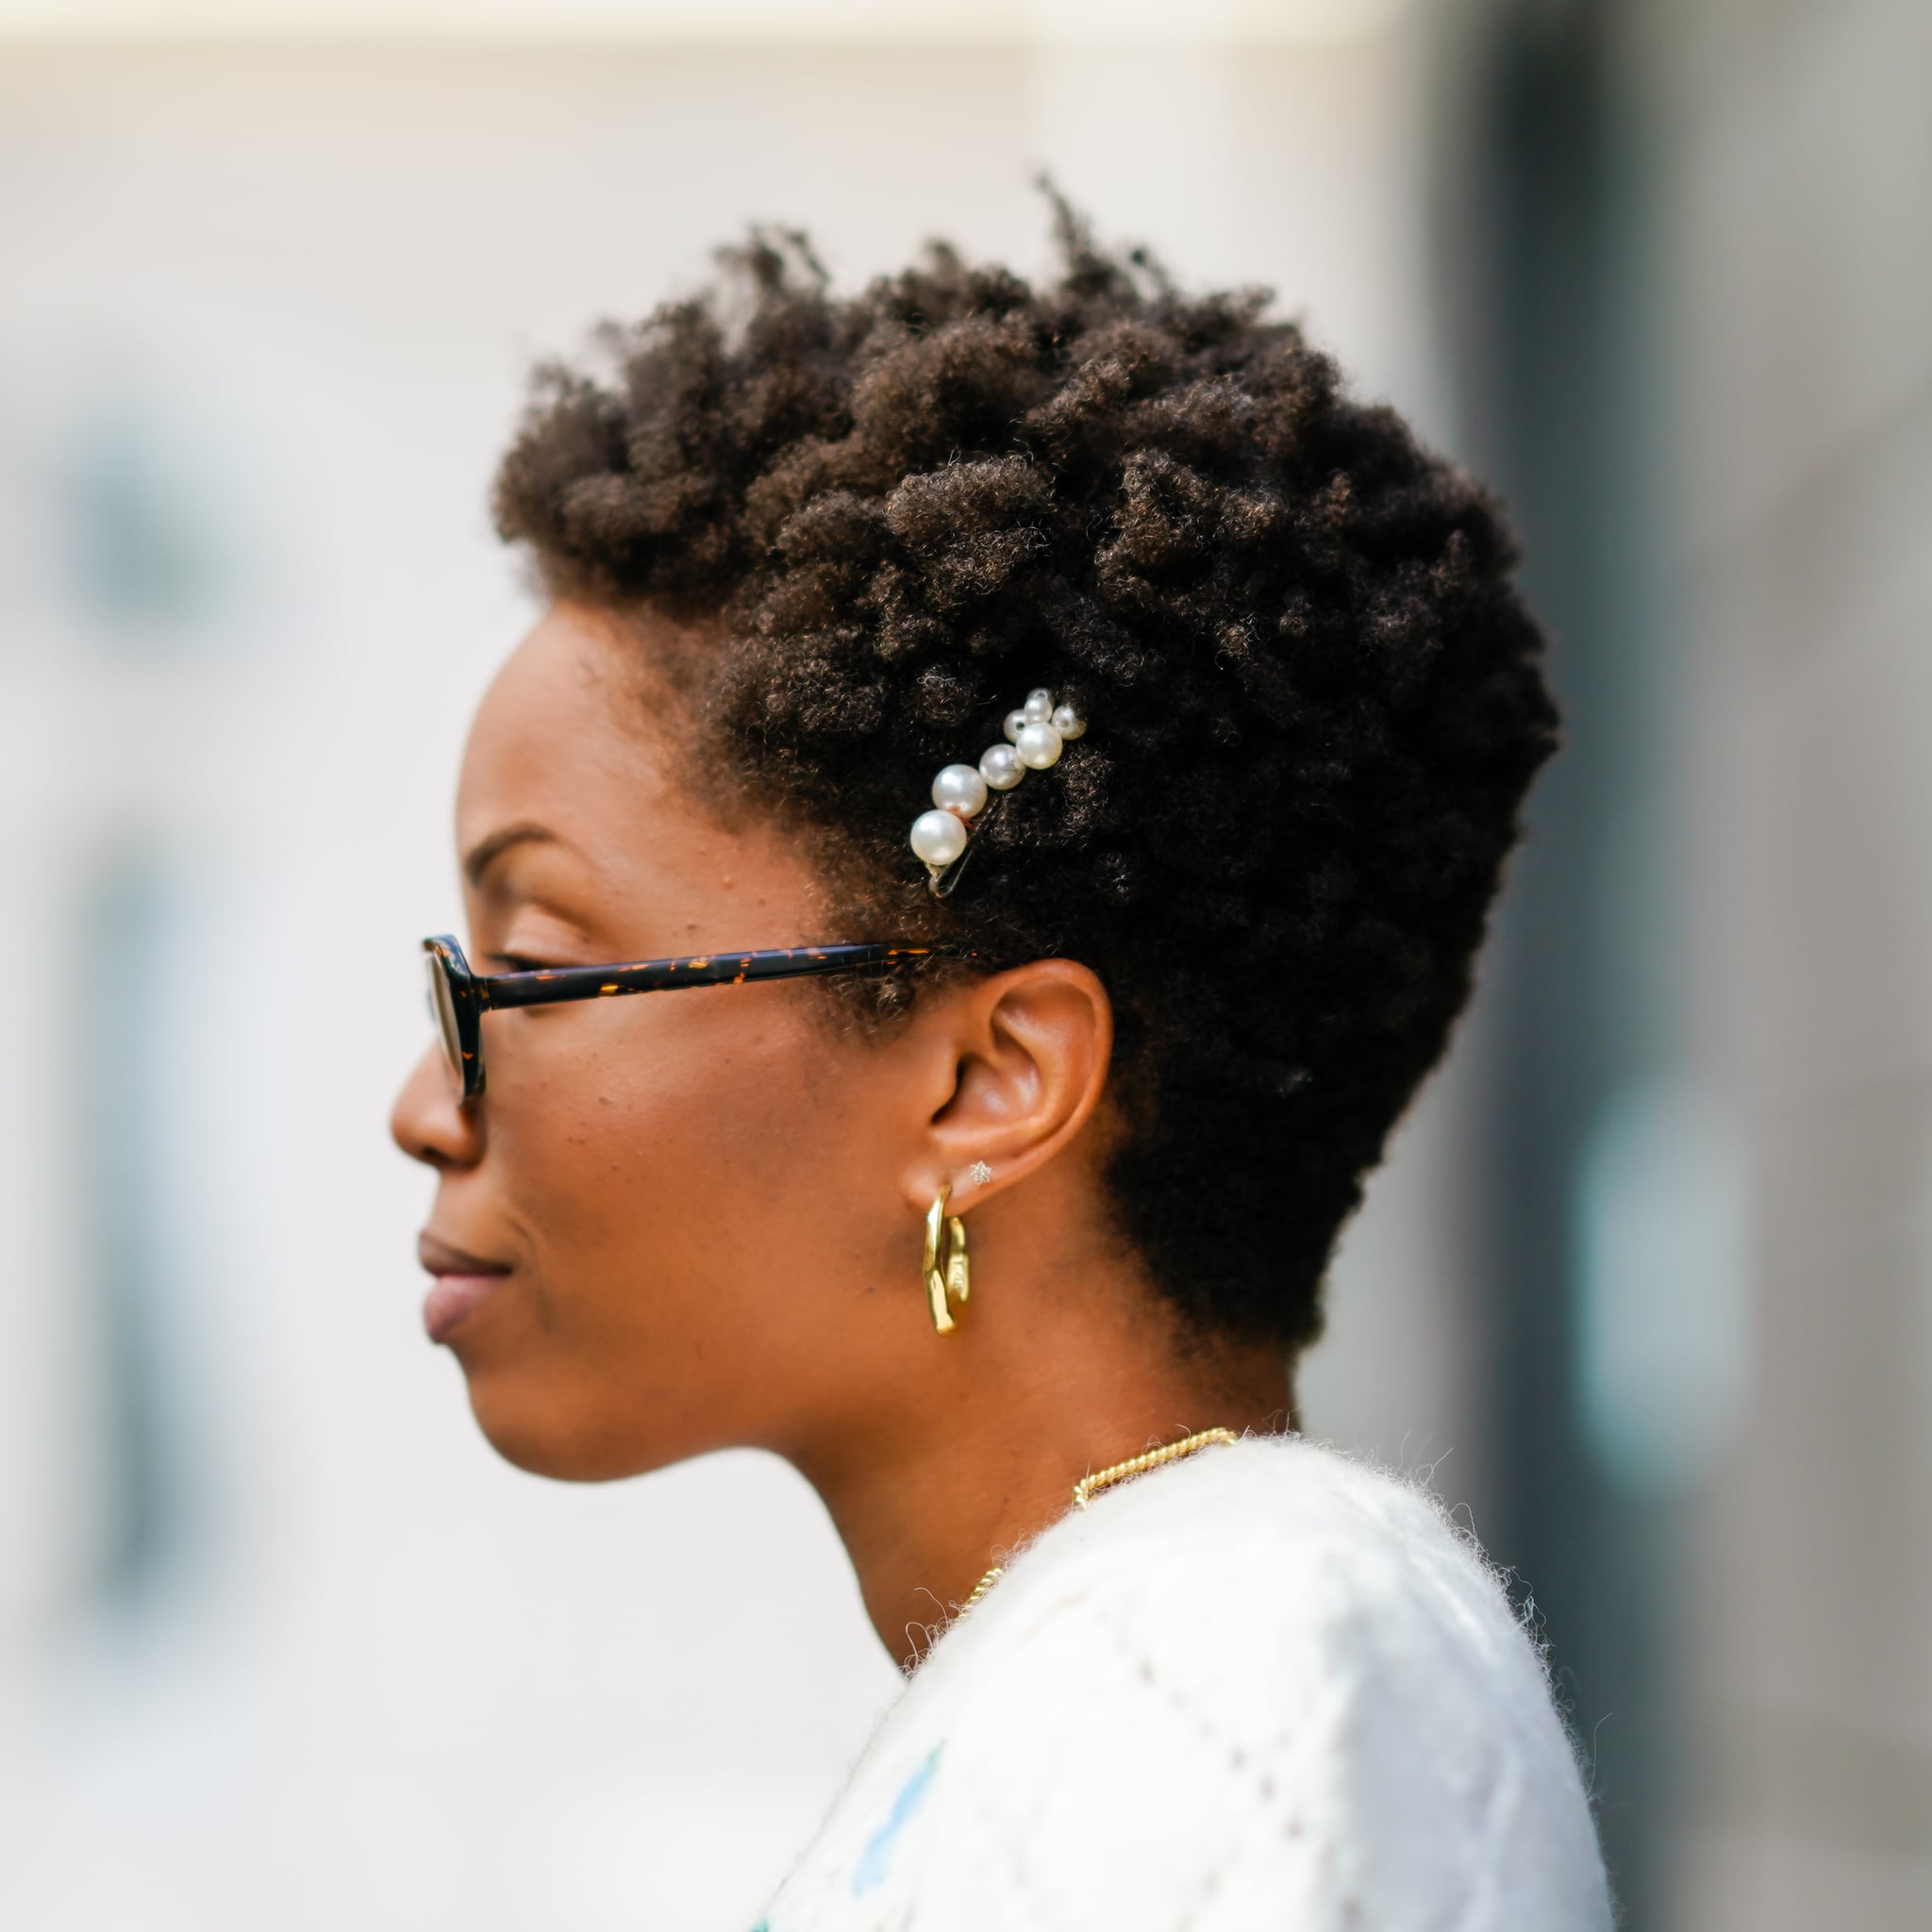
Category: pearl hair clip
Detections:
[{"x1": 908, "y1": 687, "x2": 1088, "y2": 897}]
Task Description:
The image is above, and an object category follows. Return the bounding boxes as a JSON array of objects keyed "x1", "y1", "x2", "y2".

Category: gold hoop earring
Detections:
[{"x1": 923, "y1": 1182, "x2": 971, "y2": 1334}]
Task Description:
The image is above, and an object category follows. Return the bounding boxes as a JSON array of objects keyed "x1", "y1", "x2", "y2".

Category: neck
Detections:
[{"x1": 788, "y1": 1272, "x2": 1294, "y2": 1670}]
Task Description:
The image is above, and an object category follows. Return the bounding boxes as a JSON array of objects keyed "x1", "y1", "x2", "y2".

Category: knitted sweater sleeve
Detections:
[{"x1": 871, "y1": 1486, "x2": 1611, "y2": 1931}]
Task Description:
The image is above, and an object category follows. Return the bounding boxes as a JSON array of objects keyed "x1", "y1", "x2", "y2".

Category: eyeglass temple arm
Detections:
[{"x1": 475, "y1": 943, "x2": 944, "y2": 1011}]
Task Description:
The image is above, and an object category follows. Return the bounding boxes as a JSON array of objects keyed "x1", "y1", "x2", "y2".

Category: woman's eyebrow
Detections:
[{"x1": 463, "y1": 822, "x2": 558, "y2": 887}]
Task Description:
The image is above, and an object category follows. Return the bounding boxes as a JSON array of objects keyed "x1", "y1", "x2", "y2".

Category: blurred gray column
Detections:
[{"x1": 1435, "y1": 0, "x2": 1932, "y2": 1926}]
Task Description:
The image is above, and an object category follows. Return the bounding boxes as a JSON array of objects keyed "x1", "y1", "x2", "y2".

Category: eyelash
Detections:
[{"x1": 491, "y1": 953, "x2": 550, "y2": 975}]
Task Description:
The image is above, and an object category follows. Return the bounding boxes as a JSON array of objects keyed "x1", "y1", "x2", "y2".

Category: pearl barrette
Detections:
[{"x1": 908, "y1": 687, "x2": 1087, "y2": 896}]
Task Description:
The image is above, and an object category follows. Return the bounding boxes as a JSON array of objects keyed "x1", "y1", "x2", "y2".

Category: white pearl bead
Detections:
[
  {"x1": 1015, "y1": 721, "x2": 1064, "y2": 769},
  {"x1": 909, "y1": 808, "x2": 969, "y2": 867},
  {"x1": 979, "y1": 742, "x2": 1024, "y2": 790},
  {"x1": 1004, "y1": 708, "x2": 1027, "y2": 743},
  {"x1": 931, "y1": 763, "x2": 988, "y2": 818},
  {"x1": 1024, "y1": 688, "x2": 1055, "y2": 724},
  {"x1": 1051, "y1": 704, "x2": 1087, "y2": 740}
]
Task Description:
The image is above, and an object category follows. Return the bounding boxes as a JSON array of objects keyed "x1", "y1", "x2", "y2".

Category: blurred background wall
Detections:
[{"x1": 0, "y1": 3, "x2": 1924, "y2": 1927}]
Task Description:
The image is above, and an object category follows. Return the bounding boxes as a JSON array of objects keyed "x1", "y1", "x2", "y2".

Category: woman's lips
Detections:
[
  {"x1": 418, "y1": 1232, "x2": 511, "y2": 1344},
  {"x1": 422, "y1": 1272, "x2": 503, "y2": 1343}
]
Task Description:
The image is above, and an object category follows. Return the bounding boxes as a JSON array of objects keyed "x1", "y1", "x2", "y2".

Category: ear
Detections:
[{"x1": 900, "y1": 958, "x2": 1114, "y2": 1211}]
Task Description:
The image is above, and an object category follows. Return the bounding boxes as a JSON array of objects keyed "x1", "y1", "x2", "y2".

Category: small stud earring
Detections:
[{"x1": 968, "y1": 1160, "x2": 993, "y2": 1187}]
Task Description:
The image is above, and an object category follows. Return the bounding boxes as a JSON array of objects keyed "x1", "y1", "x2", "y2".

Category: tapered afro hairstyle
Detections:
[{"x1": 493, "y1": 204, "x2": 1557, "y2": 1357}]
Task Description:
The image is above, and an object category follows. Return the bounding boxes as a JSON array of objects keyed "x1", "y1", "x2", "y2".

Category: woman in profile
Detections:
[{"x1": 391, "y1": 206, "x2": 1612, "y2": 1930}]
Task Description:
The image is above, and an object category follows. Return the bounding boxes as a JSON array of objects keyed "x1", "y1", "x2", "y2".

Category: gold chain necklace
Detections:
[{"x1": 955, "y1": 1427, "x2": 1240, "y2": 1620}]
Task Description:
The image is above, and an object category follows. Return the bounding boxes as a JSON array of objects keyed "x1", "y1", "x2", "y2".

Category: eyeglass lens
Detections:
[{"x1": 425, "y1": 953, "x2": 464, "y2": 1086}]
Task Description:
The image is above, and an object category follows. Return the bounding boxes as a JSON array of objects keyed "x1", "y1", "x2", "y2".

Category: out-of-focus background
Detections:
[{"x1": 1, "y1": 1, "x2": 1926, "y2": 1925}]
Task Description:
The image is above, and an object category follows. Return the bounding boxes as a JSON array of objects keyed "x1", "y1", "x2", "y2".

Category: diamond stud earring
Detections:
[{"x1": 967, "y1": 1161, "x2": 993, "y2": 1187}]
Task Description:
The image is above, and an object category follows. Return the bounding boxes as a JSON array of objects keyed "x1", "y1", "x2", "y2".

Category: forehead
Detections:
[
  {"x1": 458, "y1": 604, "x2": 665, "y2": 850},
  {"x1": 455, "y1": 605, "x2": 818, "y2": 936}
]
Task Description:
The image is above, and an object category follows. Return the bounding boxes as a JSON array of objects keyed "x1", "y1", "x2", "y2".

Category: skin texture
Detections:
[{"x1": 391, "y1": 604, "x2": 1292, "y2": 1666}]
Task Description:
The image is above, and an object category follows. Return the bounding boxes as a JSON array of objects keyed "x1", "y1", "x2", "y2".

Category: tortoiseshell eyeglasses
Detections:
[{"x1": 422, "y1": 933, "x2": 948, "y2": 1101}]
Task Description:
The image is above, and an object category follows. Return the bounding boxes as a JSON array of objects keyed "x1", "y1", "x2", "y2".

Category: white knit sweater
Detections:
[{"x1": 758, "y1": 1433, "x2": 1612, "y2": 1931}]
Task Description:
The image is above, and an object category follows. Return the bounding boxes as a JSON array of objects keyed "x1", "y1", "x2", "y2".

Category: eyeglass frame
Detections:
[{"x1": 422, "y1": 933, "x2": 958, "y2": 1101}]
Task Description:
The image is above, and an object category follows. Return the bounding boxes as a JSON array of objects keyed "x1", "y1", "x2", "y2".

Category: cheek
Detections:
[{"x1": 483, "y1": 991, "x2": 888, "y2": 1375}]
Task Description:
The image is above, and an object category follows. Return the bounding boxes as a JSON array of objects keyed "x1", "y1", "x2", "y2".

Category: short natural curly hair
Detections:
[{"x1": 493, "y1": 206, "x2": 1557, "y2": 1356}]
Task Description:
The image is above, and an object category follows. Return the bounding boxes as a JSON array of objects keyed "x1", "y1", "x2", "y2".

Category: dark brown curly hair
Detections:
[{"x1": 493, "y1": 205, "x2": 1557, "y2": 1356}]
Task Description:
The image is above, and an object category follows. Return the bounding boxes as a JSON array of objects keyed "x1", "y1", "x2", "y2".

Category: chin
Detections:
[{"x1": 463, "y1": 1372, "x2": 690, "y2": 1484}]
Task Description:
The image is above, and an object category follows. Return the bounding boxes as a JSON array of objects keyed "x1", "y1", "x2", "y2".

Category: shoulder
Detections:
[
  {"x1": 960, "y1": 1432, "x2": 1541, "y2": 1691},
  {"x1": 897, "y1": 1434, "x2": 1612, "y2": 1929}
]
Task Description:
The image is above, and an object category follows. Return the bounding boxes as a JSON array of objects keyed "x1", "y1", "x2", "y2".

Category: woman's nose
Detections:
[{"x1": 391, "y1": 1043, "x2": 485, "y2": 1170}]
